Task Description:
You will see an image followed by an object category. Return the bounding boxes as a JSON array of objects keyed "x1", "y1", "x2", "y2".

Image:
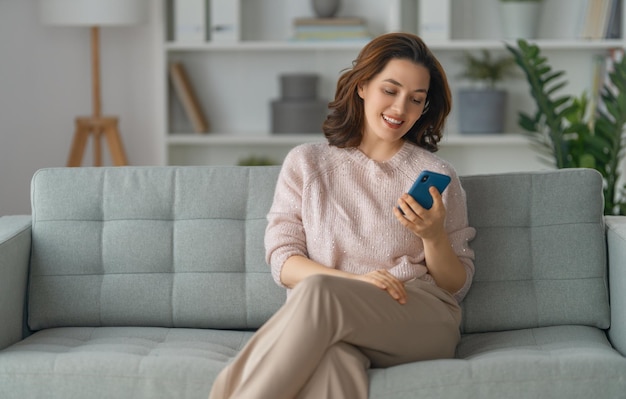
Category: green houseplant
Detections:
[
  {"x1": 237, "y1": 155, "x2": 278, "y2": 166},
  {"x1": 457, "y1": 49, "x2": 517, "y2": 133},
  {"x1": 506, "y1": 39, "x2": 626, "y2": 215}
]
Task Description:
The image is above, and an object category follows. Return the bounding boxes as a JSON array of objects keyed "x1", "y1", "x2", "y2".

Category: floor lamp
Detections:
[{"x1": 39, "y1": 0, "x2": 147, "y2": 167}]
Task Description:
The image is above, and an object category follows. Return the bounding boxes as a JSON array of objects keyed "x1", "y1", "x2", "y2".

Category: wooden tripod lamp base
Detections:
[
  {"x1": 67, "y1": 116, "x2": 128, "y2": 167},
  {"x1": 40, "y1": 2, "x2": 147, "y2": 168}
]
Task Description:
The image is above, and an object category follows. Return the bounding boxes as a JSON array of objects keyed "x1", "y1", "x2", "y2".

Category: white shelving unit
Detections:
[{"x1": 161, "y1": 0, "x2": 626, "y2": 175}]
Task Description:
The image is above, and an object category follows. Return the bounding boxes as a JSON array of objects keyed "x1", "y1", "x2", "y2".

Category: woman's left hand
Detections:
[{"x1": 394, "y1": 186, "x2": 446, "y2": 241}]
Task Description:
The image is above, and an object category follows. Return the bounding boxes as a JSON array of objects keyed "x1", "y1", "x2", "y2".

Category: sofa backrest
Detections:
[
  {"x1": 459, "y1": 169, "x2": 609, "y2": 333},
  {"x1": 29, "y1": 166, "x2": 286, "y2": 331},
  {"x1": 28, "y1": 167, "x2": 609, "y2": 334}
]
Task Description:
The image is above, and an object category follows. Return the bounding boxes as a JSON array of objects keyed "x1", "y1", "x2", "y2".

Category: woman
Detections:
[{"x1": 209, "y1": 32, "x2": 476, "y2": 399}]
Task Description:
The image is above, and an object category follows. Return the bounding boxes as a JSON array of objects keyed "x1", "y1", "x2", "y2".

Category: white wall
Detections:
[{"x1": 0, "y1": 0, "x2": 163, "y2": 216}]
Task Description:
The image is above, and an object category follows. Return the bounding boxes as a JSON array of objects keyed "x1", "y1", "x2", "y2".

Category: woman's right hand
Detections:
[
  {"x1": 281, "y1": 256, "x2": 407, "y2": 304},
  {"x1": 354, "y1": 270, "x2": 407, "y2": 304}
]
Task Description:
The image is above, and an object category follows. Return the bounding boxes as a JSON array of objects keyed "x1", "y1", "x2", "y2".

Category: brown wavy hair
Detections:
[{"x1": 322, "y1": 32, "x2": 451, "y2": 152}]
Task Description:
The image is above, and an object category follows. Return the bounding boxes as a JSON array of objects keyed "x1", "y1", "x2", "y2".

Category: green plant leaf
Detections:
[
  {"x1": 578, "y1": 153, "x2": 597, "y2": 169},
  {"x1": 508, "y1": 40, "x2": 626, "y2": 214}
]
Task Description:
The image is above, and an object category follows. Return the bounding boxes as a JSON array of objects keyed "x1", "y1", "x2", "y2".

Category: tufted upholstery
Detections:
[
  {"x1": 28, "y1": 167, "x2": 285, "y2": 331},
  {"x1": 1, "y1": 166, "x2": 623, "y2": 399},
  {"x1": 460, "y1": 170, "x2": 609, "y2": 333},
  {"x1": 28, "y1": 167, "x2": 609, "y2": 334},
  {"x1": 0, "y1": 327, "x2": 253, "y2": 397}
]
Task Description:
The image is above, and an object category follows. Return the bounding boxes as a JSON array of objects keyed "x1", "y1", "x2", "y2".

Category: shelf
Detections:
[
  {"x1": 440, "y1": 134, "x2": 529, "y2": 146},
  {"x1": 162, "y1": 0, "x2": 622, "y2": 170},
  {"x1": 167, "y1": 133, "x2": 326, "y2": 145},
  {"x1": 433, "y1": 39, "x2": 626, "y2": 51},
  {"x1": 165, "y1": 41, "x2": 370, "y2": 52},
  {"x1": 167, "y1": 133, "x2": 530, "y2": 147},
  {"x1": 165, "y1": 39, "x2": 626, "y2": 52}
]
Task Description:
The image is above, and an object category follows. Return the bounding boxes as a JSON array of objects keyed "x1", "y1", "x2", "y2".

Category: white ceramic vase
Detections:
[
  {"x1": 312, "y1": 0, "x2": 341, "y2": 18},
  {"x1": 499, "y1": 2, "x2": 542, "y2": 39}
]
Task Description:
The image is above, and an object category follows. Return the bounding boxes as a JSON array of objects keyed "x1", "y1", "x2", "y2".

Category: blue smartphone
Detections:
[{"x1": 403, "y1": 170, "x2": 451, "y2": 210}]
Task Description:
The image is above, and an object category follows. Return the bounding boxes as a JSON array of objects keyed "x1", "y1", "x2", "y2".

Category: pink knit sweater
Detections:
[{"x1": 265, "y1": 141, "x2": 476, "y2": 303}]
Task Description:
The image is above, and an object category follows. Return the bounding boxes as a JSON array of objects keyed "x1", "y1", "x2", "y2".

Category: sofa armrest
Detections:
[
  {"x1": 605, "y1": 216, "x2": 626, "y2": 355},
  {"x1": 0, "y1": 215, "x2": 31, "y2": 350}
]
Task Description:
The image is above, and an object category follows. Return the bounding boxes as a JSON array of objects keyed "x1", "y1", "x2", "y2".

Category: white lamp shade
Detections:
[{"x1": 39, "y1": 0, "x2": 148, "y2": 26}]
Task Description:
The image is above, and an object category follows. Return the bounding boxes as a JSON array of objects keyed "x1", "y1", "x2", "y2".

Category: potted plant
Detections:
[
  {"x1": 237, "y1": 155, "x2": 278, "y2": 166},
  {"x1": 499, "y1": 0, "x2": 544, "y2": 39},
  {"x1": 457, "y1": 49, "x2": 517, "y2": 134},
  {"x1": 507, "y1": 39, "x2": 626, "y2": 215}
]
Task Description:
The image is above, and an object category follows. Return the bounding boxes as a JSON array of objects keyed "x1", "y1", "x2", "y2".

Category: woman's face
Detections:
[{"x1": 358, "y1": 58, "x2": 430, "y2": 147}]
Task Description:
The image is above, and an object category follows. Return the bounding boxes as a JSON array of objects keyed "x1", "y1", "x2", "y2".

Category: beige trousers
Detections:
[{"x1": 208, "y1": 274, "x2": 461, "y2": 399}]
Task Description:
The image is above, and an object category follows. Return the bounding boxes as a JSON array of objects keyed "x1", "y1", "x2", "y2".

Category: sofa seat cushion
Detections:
[
  {"x1": 368, "y1": 325, "x2": 626, "y2": 399},
  {"x1": 1, "y1": 325, "x2": 625, "y2": 399},
  {"x1": 0, "y1": 327, "x2": 253, "y2": 399}
]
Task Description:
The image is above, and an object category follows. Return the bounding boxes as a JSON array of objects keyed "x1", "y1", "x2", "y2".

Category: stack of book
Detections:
[{"x1": 291, "y1": 17, "x2": 371, "y2": 42}]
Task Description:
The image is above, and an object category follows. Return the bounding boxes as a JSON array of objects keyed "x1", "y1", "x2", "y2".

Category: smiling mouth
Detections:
[{"x1": 383, "y1": 114, "x2": 403, "y2": 126}]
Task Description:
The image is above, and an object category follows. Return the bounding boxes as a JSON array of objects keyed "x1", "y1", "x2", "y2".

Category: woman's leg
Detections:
[
  {"x1": 208, "y1": 274, "x2": 460, "y2": 399},
  {"x1": 357, "y1": 277, "x2": 461, "y2": 368},
  {"x1": 295, "y1": 342, "x2": 370, "y2": 399},
  {"x1": 209, "y1": 274, "x2": 359, "y2": 399}
]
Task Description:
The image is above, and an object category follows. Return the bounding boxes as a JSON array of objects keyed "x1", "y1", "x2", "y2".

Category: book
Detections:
[
  {"x1": 293, "y1": 17, "x2": 366, "y2": 26},
  {"x1": 597, "y1": 0, "x2": 613, "y2": 38},
  {"x1": 581, "y1": 0, "x2": 613, "y2": 39},
  {"x1": 418, "y1": 0, "x2": 450, "y2": 41},
  {"x1": 292, "y1": 26, "x2": 371, "y2": 41},
  {"x1": 574, "y1": 0, "x2": 590, "y2": 39},
  {"x1": 604, "y1": 0, "x2": 622, "y2": 39},
  {"x1": 169, "y1": 62, "x2": 209, "y2": 134},
  {"x1": 209, "y1": 0, "x2": 239, "y2": 42},
  {"x1": 291, "y1": 17, "x2": 371, "y2": 42},
  {"x1": 173, "y1": 0, "x2": 206, "y2": 42}
]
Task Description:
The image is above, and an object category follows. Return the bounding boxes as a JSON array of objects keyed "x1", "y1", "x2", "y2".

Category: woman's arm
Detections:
[
  {"x1": 394, "y1": 186, "x2": 466, "y2": 294},
  {"x1": 281, "y1": 255, "x2": 408, "y2": 304},
  {"x1": 280, "y1": 255, "x2": 353, "y2": 288},
  {"x1": 421, "y1": 230, "x2": 467, "y2": 294}
]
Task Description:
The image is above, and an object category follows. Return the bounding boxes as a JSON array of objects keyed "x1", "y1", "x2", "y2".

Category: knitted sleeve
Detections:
[
  {"x1": 442, "y1": 169, "x2": 476, "y2": 302},
  {"x1": 264, "y1": 148, "x2": 309, "y2": 287}
]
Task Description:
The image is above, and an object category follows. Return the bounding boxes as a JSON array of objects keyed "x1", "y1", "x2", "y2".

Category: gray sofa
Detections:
[{"x1": 1, "y1": 165, "x2": 626, "y2": 398}]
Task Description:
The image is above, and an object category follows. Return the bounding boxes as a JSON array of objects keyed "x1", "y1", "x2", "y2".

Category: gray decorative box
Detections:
[{"x1": 271, "y1": 73, "x2": 328, "y2": 134}]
